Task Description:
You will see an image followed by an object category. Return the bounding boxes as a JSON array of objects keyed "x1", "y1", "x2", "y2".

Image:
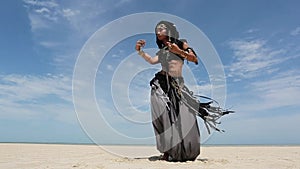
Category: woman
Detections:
[{"x1": 135, "y1": 21, "x2": 229, "y2": 162}]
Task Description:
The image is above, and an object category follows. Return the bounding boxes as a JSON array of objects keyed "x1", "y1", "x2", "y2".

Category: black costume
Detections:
[{"x1": 150, "y1": 21, "x2": 231, "y2": 162}]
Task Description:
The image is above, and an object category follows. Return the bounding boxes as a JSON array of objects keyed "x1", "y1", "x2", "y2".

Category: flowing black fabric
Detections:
[
  {"x1": 150, "y1": 73, "x2": 200, "y2": 162},
  {"x1": 150, "y1": 73, "x2": 232, "y2": 161}
]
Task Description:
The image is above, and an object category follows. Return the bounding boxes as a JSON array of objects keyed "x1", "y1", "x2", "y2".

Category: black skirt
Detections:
[{"x1": 150, "y1": 73, "x2": 200, "y2": 162}]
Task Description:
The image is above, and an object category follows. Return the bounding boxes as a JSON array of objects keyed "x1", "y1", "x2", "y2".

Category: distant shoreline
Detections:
[{"x1": 1, "y1": 142, "x2": 299, "y2": 147}]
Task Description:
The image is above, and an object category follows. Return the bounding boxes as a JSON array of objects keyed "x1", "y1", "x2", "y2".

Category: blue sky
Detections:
[{"x1": 1, "y1": 0, "x2": 300, "y2": 145}]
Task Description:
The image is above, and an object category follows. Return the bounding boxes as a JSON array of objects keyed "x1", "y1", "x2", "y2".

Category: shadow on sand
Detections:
[
  {"x1": 134, "y1": 156, "x2": 209, "y2": 163},
  {"x1": 133, "y1": 155, "x2": 161, "y2": 161}
]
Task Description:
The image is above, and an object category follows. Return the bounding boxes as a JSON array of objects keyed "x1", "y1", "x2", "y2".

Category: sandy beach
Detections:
[{"x1": 0, "y1": 143, "x2": 299, "y2": 169}]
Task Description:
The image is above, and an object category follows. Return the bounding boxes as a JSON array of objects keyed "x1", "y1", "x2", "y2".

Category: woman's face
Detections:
[{"x1": 156, "y1": 24, "x2": 168, "y2": 41}]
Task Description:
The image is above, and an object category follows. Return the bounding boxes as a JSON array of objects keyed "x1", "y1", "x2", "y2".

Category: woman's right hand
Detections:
[{"x1": 135, "y1": 39, "x2": 146, "y2": 51}]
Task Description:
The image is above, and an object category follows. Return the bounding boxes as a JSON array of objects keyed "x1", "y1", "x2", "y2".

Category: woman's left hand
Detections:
[{"x1": 166, "y1": 42, "x2": 181, "y2": 55}]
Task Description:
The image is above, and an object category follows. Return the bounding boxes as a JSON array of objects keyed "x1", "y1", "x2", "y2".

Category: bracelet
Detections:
[
  {"x1": 138, "y1": 50, "x2": 145, "y2": 56},
  {"x1": 180, "y1": 50, "x2": 188, "y2": 59}
]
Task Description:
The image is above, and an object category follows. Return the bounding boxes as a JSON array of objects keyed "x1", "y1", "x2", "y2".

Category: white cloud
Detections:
[
  {"x1": 244, "y1": 28, "x2": 259, "y2": 34},
  {"x1": 290, "y1": 26, "x2": 300, "y2": 36},
  {"x1": 229, "y1": 69, "x2": 300, "y2": 114},
  {"x1": 23, "y1": 0, "x2": 137, "y2": 36},
  {"x1": 220, "y1": 68, "x2": 300, "y2": 144},
  {"x1": 210, "y1": 112, "x2": 300, "y2": 144},
  {"x1": 35, "y1": 7, "x2": 51, "y2": 14},
  {"x1": 23, "y1": 0, "x2": 91, "y2": 32},
  {"x1": 252, "y1": 70, "x2": 300, "y2": 108},
  {"x1": 227, "y1": 39, "x2": 287, "y2": 79},
  {"x1": 0, "y1": 74, "x2": 71, "y2": 102},
  {"x1": 62, "y1": 8, "x2": 80, "y2": 19},
  {"x1": 23, "y1": 0, "x2": 59, "y2": 8},
  {"x1": 22, "y1": 0, "x2": 142, "y2": 74},
  {"x1": 0, "y1": 74, "x2": 75, "y2": 122},
  {"x1": 27, "y1": 12, "x2": 50, "y2": 30},
  {"x1": 39, "y1": 41, "x2": 62, "y2": 48},
  {"x1": 114, "y1": 0, "x2": 135, "y2": 8},
  {"x1": 23, "y1": 0, "x2": 60, "y2": 28},
  {"x1": 106, "y1": 64, "x2": 114, "y2": 71}
]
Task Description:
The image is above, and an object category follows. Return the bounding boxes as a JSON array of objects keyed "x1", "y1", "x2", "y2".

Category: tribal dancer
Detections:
[{"x1": 135, "y1": 21, "x2": 232, "y2": 162}]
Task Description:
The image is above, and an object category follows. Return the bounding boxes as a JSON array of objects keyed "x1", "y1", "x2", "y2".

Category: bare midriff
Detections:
[{"x1": 160, "y1": 59, "x2": 184, "y2": 77}]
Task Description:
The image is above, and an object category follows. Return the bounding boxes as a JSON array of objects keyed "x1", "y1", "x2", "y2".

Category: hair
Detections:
[
  {"x1": 180, "y1": 39, "x2": 187, "y2": 43},
  {"x1": 155, "y1": 21, "x2": 181, "y2": 49}
]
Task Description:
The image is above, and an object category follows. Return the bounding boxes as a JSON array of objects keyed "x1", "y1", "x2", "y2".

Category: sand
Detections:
[{"x1": 0, "y1": 143, "x2": 299, "y2": 169}]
